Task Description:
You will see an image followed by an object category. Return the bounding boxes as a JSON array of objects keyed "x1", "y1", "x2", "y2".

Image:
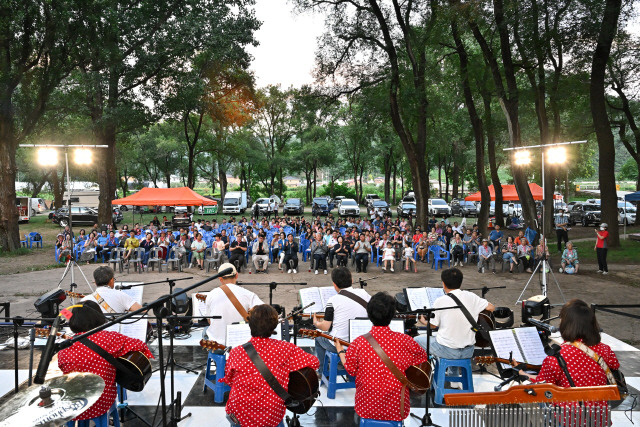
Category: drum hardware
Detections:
[{"x1": 0, "y1": 372, "x2": 105, "y2": 427}]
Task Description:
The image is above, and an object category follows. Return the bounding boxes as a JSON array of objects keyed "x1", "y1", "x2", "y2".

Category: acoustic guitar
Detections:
[
  {"x1": 35, "y1": 327, "x2": 152, "y2": 392},
  {"x1": 297, "y1": 329, "x2": 431, "y2": 392},
  {"x1": 199, "y1": 339, "x2": 319, "y2": 414},
  {"x1": 195, "y1": 293, "x2": 208, "y2": 302},
  {"x1": 475, "y1": 310, "x2": 495, "y2": 348},
  {"x1": 474, "y1": 356, "x2": 541, "y2": 371}
]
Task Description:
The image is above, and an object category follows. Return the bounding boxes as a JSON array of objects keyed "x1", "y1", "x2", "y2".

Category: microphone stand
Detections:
[
  {"x1": 353, "y1": 276, "x2": 379, "y2": 290},
  {"x1": 407, "y1": 306, "x2": 460, "y2": 427},
  {"x1": 238, "y1": 281, "x2": 307, "y2": 306},
  {"x1": 466, "y1": 285, "x2": 506, "y2": 299},
  {"x1": 40, "y1": 268, "x2": 233, "y2": 427},
  {"x1": 115, "y1": 276, "x2": 194, "y2": 290}
]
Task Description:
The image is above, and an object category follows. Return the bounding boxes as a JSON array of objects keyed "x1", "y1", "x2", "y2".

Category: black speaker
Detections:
[
  {"x1": 171, "y1": 289, "x2": 190, "y2": 314},
  {"x1": 34, "y1": 289, "x2": 66, "y2": 319}
]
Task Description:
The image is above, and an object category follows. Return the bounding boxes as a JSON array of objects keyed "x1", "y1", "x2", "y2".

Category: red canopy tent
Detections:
[
  {"x1": 113, "y1": 187, "x2": 217, "y2": 206},
  {"x1": 465, "y1": 183, "x2": 546, "y2": 201}
]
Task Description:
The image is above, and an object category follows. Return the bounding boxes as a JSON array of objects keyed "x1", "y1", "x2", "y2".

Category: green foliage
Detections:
[
  {"x1": 318, "y1": 184, "x2": 356, "y2": 199},
  {"x1": 619, "y1": 158, "x2": 639, "y2": 181}
]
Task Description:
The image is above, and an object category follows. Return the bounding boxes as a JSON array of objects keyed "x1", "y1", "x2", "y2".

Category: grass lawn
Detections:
[{"x1": 570, "y1": 238, "x2": 640, "y2": 264}]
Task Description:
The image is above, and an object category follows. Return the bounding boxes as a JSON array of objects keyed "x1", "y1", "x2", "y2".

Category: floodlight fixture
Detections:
[
  {"x1": 74, "y1": 148, "x2": 92, "y2": 165},
  {"x1": 546, "y1": 146, "x2": 567, "y2": 164},
  {"x1": 514, "y1": 150, "x2": 531, "y2": 166},
  {"x1": 37, "y1": 148, "x2": 59, "y2": 166}
]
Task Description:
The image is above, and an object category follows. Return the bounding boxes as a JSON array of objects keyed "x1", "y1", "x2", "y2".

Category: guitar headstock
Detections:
[
  {"x1": 34, "y1": 328, "x2": 50, "y2": 338},
  {"x1": 195, "y1": 293, "x2": 207, "y2": 302},
  {"x1": 199, "y1": 339, "x2": 225, "y2": 351},
  {"x1": 65, "y1": 291, "x2": 86, "y2": 299},
  {"x1": 298, "y1": 328, "x2": 321, "y2": 339},
  {"x1": 474, "y1": 356, "x2": 497, "y2": 366}
]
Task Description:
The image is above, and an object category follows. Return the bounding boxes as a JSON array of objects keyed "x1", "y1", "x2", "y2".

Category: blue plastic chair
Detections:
[
  {"x1": 27, "y1": 232, "x2": 43, "y2": 249},
  {"x1": 432, "y1": 357, "x2": 474, "y2": 405},
  {"x1": 430, "y1": 246, "x2": 450, "y2": 271},
  {"x1": 203, "y1": 352, "x2": 231, "y2": 403},
  {"x1": 66, "y1": 402, "x2": 120, "y2": 427},
  {"x1": 321, "y1": 351, "x2": 355, "y2": 399},
  {"x1": 360, "y1": 419, "x2": 403, "y2": 427}
]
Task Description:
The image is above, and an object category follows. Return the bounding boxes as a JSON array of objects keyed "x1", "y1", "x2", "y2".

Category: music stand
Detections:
[
  {"x1": 408, "y1": 306, "x2": 460, "y2": 427},
  {"x1": 238, "y1": 281, "x2": 307, "y2": 305}
]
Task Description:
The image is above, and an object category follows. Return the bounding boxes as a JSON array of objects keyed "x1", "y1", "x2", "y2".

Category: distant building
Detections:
[{"x1": 284, "y1": 176, "x2": 301, "y2": 188}]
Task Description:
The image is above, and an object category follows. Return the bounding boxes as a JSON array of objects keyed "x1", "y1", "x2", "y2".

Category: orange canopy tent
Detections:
[
  {"x1": 465, "y1": 183, "x2": 545, "y2": 201},
  {"x1": 112, "y1": 187, "x2": 217, "y2": 206}
]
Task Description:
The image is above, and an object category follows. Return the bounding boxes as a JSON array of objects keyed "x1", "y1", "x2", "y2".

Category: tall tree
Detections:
[
  {"x1": 590, "y1": 0, "x2": 623, "y2": 247},
  {"x1": 0, "y1": 0, "x2": 81, "y2": 250}
]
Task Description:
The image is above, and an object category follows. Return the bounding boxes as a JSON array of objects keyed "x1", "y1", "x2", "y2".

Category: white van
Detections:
[
  {"x1": 30, "y1": 198, "x2": 46, "y2": 215},
  {"x1": 618, "y1": 202, "x2": 636, "y2": 225}
]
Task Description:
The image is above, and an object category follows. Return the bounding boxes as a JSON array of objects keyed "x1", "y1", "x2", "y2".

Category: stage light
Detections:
[
  {"x1": 546, "y1": 146, "x2": 567, "y2": 164},
  {"x1": 34, "y1": 289, "x2": 67, "y2": 321},
  {"x1": 37, "y1": 148, "x2": 59, "y2": 166},
  {"x1": 74, "y1": 148, "x2": 92, "y2": 165},
  {"x1": 514, "y1": 150, "x2": 531, "y2": 166}
]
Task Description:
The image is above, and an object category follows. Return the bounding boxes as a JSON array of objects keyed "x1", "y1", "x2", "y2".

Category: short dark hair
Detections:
[
  {"x1": 94, "y1": 266, "x2": 114, "y2": 287},
  {"x1": 69, "y1": 301, "x2": 106, "y2": 333},
  {"x1": 367, "y1": 292, "x2": 395, "y2": 326},
  {"x1": 248, "y1": 304, "x2": 278, "y2": 338},
  {"x1": 441, "y1": 268, "x2": 463, "y2": 289},
  {"x1": 331, "y1": 266, "x2": 352, "y2": 289},
  {"x1": 559, "y1": 299, "x2": 601, "y2": 346}
]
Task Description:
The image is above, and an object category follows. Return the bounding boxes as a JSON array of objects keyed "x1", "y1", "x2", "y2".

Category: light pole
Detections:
[
  {"x1": 505, "y1": 140, "x2": 586, "y2": 301},
  {"x1": 20, "y1": 144, "x2": 107, "y2": 235}
]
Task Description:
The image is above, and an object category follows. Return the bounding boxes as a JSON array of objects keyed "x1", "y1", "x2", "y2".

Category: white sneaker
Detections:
[
  {"x1": 450, "y1": 382, "x2": 463, "y2": 390},
  {"x1": 602, "y1": 271, "x2": 609, "y2": 275},
  {"x1": 382, "y1": 266, "x2": 386, "y2": 271},
  {"x1": 390, "y1": 268, "x2": 395, "y2": 272},
  {"x1": 287, "y1": 269, "x2": 292, "y2": 274},
  {"x1": 597, "y1": 270, "x2": 603, "y2": 273},
  {"x1": 293, "y1": 269, "x2": 297, "y2": 274},
  {"x1": 324, "y1": 270, "x2": 328, "y2": 275},
  {"x1": 315, "y1": 270, "x2": 318, "y2": 275}
]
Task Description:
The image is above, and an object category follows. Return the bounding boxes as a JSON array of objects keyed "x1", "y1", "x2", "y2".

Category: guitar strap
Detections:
[
  {"x1": 78, "y1": 337, "x2": 130, "y2": 374},
  {"x1": 363, "y1": 333, "x2": 414, "y2": 415},
  {"x1": 447, "y1": 293, "x2": 487, "y2": 339},
  {"x1": 241, "y1": 342, "x2": 297, "y2": 407},
  {"x1": 570, "y1": 341, "x2": 617, "y2": 386},
  {"x1": 220, "y1": 284, "x2": 249, "y2": 321},
  {"x1": 93, "y1": 290, "x2": 116, "y2": 314},
  {"x1": 340, "y1": 290, "x2": 369, "y2": 310}
]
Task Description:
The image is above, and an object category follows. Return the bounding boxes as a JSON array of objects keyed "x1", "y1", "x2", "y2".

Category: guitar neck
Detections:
[
  {"x1": 199, "y1": 339, "x2": 226, "y2": 352},
  {"x1": 297, "y1": 329, "x2": 350, "y2": 347},
  {"x1": 474, "y1": 356, "x2": 541, "y2": 371},
  {"x1": 35, "y1": 328, "x2": 72, "y2": 340}
]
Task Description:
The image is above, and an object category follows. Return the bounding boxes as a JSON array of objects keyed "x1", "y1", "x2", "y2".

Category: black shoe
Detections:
[
  {"x1": 363, "y1": 268, "x2": 367, "y2": 273},
  {"x1": 356, "y1": 269, "x2": 361, "y2": 273}
]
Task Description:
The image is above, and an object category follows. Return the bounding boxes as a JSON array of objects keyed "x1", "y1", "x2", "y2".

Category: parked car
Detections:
[
  {"x1": 283, "y1": 198, "x2": 304, "y2": 215},
  {"x1": 369, "y1": 200, "x2": 391, "y2": 218},
  {"x1": 428, "y1": 199, "x2": 452, "y2": 217},
  {"x1": 112, "y1": 207, "x2": 123, "y2": 223},
  {"x1": 396, "y1": 201, "x2": 417, "y2": 218},
  {"x1": 618, "y1": 202, "x2": 636, "y2": 225},
  {"x1": 54, "y1": 206, "x2": 99, "y2": 227},
  {"x1": 504, "y1": 202, "x2": 522, "y2": 217},
  {"x1": 252, "y1": 198, "x2": 275, "y2": 215},
  {"x1": 338, "y1": 199, "x2": 360, "y2": 217},
  {"x1": 568, "y1": 202, "x2": 601, "y2": 226},
  {"x1": 311, "y1": 197, "x2": 332, "y2": 216},
  {"x1": 30, "y1": 197, "x2": 47, "y2": 216},
  {"x1": 363, "y1": 193, "x2": 381, "y2": 207},
  {"x1": 451, "y1": 200, "x2": 477, "y2": 217}
]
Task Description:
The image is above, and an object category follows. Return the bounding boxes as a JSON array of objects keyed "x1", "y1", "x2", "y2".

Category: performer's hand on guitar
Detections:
[
  {"x1": 312, "y1": 313, "x2": 319, "y2": 328},
  {"x1": 334, "y1": 338, "x2": 346, "y2": 365}
]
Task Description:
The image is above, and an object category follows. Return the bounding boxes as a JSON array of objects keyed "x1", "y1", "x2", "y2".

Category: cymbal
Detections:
[{"x1": 0, "y1": 372, "x2": 105, "y2": 427}]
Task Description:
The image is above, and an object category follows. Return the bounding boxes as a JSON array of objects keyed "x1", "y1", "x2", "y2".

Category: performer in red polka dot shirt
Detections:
[
  {"x1": 335, "y1": 292, "x2": 429, "y2": 422},
  {"x1": 519, "y1": 299, "x2": 620, "y2": 411},
  {"x1": 57, "y1": 301, "x2": 153, "y2": 421},
  {"x1": 222, "y1": 304, "x2": 319, "y2": 427}
]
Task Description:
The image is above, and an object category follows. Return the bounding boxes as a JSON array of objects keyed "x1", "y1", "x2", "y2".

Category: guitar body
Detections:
[
  {"x1": 406, "y1": 361, "x2": 431, "y2": 394},
  {"x1": 287, "y1": 367, "x2": 320, "y2": 414},
  {"x1": 116, "y1": 351, "x2": 152, "y2": 392},
  {"x1": 475, "y1": 310, "x2": 495, "y2": 348}
]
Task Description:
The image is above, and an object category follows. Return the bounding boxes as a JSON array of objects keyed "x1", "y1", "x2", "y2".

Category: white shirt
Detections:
[
  {"x1": 431, "y1": 289, "x2": 489, "y2": 349},
  {"x1": 324, "y1": 287, "x2": 371, "y2": 341},
  {"x1": 205, "y1": 283, "x2": 264, "y2": 345},
  {"x1": 81, "y1": 286, "x2": 137, "y2": 313}
]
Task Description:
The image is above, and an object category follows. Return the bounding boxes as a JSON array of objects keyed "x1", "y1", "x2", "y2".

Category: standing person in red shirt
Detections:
[
  {"x1": 517, "y1": 299, "x2": 619, "y2": 412},
  {"x1": 334, "y1": 292, "x2": 429, "y2": 423},
  {"x1": 595, "y1": 222, "x2": 609, "y2": 274},
  {"x1": 223, "y1": 304, "x2": 319, "y2": 427},
  {"x1": 57, "y1": 301, "x2": 152, "y2": 422}
]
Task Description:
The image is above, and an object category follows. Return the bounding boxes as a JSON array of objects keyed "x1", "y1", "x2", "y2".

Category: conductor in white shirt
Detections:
[
  {"x1": 205, "y1": 263, "x2": 264, "y2": 346},
  {"x1": 81, "y1": 266, "x2": 143, "y2": 313},
  {"x1": 415, "y1": 268, "x2": 494, "y2": 361}
]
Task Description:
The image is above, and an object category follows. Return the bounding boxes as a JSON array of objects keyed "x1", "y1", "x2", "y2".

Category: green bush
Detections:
[{"x1": 318, "y1": 183, "x2": 356, "y2": 199}]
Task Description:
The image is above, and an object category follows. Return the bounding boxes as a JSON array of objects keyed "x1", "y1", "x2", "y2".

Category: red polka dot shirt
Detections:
[
  {"x1": 344, "y1": 326, "x2": 429, "y2": 421},
  {"x1": 58, "y1": 330, "x2": 153, "y2": 420},
  {"x1": 534, "y1": 340, "x2": 620, "y2": 408},
  {"x1": 222, "y1": 336, "x2": 320, "y2": 427}
]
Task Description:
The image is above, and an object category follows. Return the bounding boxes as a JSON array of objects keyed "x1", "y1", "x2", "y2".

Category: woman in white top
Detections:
[{"x1": 382, "y1": 241, "x2": 396, "y2": 272}]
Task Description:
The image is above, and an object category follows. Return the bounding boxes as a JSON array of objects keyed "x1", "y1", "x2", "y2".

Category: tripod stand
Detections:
[
  {"x1": 516, "y1": 251, "x2": 566, "y2": 304},
  {"x1": 56, "y1": 258, "x2": 94, "y2": 296}
]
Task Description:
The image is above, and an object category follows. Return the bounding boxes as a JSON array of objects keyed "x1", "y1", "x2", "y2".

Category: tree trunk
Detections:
[
  {"x1": 30, "y1": 172, "x2": 51, "y2": 198},
  {"x1": 384, "y1": 151, "x2": 392, "y2": 201},
  {"x1": 392, "y1": 164, "x2": 397, "y2": 205},
  {"x1": 313, "y1": 163, "x2": 317, "y2": 197},
  {"x1": 482, "y1": 92, "x2": 504, "y2": 227},
  {"x1": 452, "y1": 161, "x2": 460, "y2": 199},
  {"x1": 450, "y1": 13, "x2": 491, "y2": 236},
  {"x1": 0, "y1": 111, "x2": 19, "y2": 251},
  {"x1": 50, "y1": 169, "x2": 65, "y2": 210},
  {"x1": 590, "y1": 0, "x2": 622, "y2": 247},
  {"x1": 218, "y1": 163, "x2": 228, "y2": 201},
  {"x1": 96, "y1": 127, "x2": 118, "y2": 227}
]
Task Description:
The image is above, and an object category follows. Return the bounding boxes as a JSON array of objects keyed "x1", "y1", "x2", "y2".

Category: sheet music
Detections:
[
  {"x1": 117, "y1": 283, "x2": 143, "y2": 304},
  {"x1": 349, "y1": 318, "x2": 373, "y2": 341},
  {"x1": 514, "y1": 327, "x2": 547, "y2": 365},
  {"x1": 192, "y1": 293, "x2": 208, "y2": 316},
  {"x1": 319, "y1": 286, "x2": 338, "y2": 307},
  {"x1": 489, "y1": 329, "x2": 525, "y2": 370},
  {"x1": 405, "y1": 287, "x2": 430, "y2": 310},
  {"x1": 389, "y1": 319, "x2": 404, "y2": 334},
  {"x1": 226, "y1": 323, "x2": 251, "y2": 347},
  {"x1": 426, "y1": 287, "x2": 445, "y2": 307},
  {"x1": 299, "y1": 288, "x2": 323, "y2": 314},
  {"x1": 118, "y1": 315, "x2": 149, "y2": 342}
]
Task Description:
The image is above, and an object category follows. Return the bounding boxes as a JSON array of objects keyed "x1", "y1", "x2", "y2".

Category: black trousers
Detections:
[
  {"x1": 283, "y1": 255, "x2": 298, "y2": 269},
  {"x1": 519, "y1": 255, "x2": 534, "y2": 270},
  {"x1": 596, "y1": 247, "x2": 608, "y2": 272},
  {"x1": 336, "y1": 253, "x2": 348, "y2": 267},
  {"x1": 556, "y1": 229, "x2": 568, "y2": 252},
  {"x1": 452, "y1": 246, "x2": 464, "y2": 263},
  {"x1": 328, "y1": 249, "x2": 336, "y2": 267},
  {"x1": 313, "y1": 253, "x2": 327, "y2": 270},
  {"x1": 355, "y1": 253, "x2": 369, "y2": 272}
]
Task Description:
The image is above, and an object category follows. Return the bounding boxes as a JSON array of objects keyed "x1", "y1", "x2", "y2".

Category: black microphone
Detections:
[
  {"x1": 114, "y1": 283, "x2": 132, "y2": 290},
  {"x1": 34, "y1": 315, "x2": 61, "y2": 384},
  {"x1": 494, "y1": 372, "x2": 528, "y2": 391},
  {"x1": 527, "y1": 318, "x2": 558, "y2": 334},
  {"x1": 545, "y1": 343, "x2": 562, "y2": 357}
]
